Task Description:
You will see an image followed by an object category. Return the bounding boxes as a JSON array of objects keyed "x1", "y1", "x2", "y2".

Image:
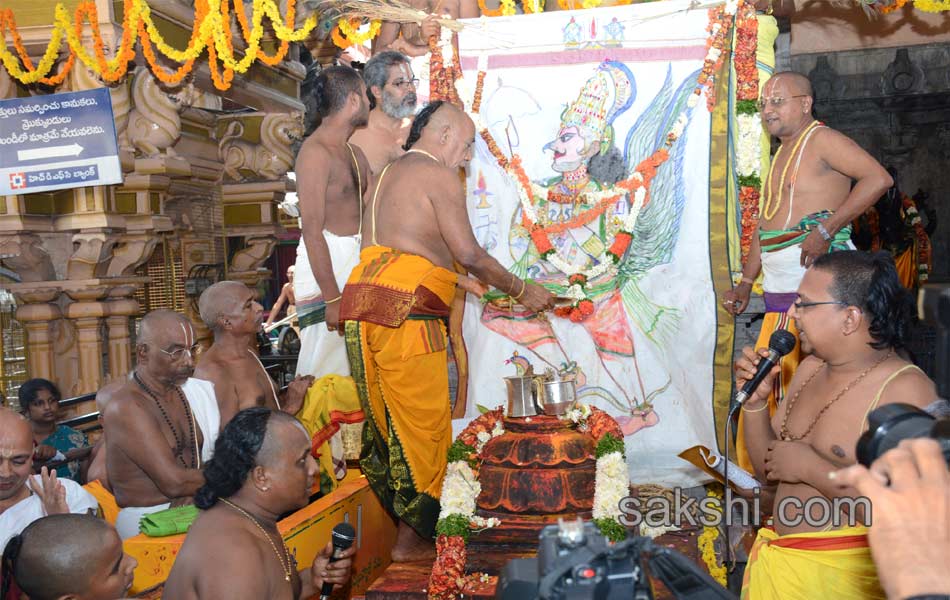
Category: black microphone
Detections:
[
  {"x1": 319, "y1": 522, "x2": 356, "y2": 600},
  {"x1": 734, "y1": 329, "x2": 797, "y2": 405}
]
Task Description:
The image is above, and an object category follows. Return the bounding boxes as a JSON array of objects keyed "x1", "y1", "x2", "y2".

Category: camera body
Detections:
[
  {"x1": 857, "y1": 403, "x2": 950, "y2": 467},
  {"x1": 496, "y1": 519, "x2": 651, "y2": 600}
]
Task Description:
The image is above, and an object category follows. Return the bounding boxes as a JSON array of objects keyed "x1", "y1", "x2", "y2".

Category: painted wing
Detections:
[{"x1": 617, "y1": 67, "x2": 700, "y2": 343}]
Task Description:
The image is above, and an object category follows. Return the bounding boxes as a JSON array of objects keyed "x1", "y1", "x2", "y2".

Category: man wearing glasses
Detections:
[
  {"x1": 350, "y1": 51, "x2": 419, "y2": 176},
  {"x1": 723, "y1": 71, "x2": 893, "y2": 471},
  {"x1": 102, "y1": 310, "x2": 220, "y2": 539},
  {"x1": 735, "y1": 250, "x2": 936, "y2": 599}
]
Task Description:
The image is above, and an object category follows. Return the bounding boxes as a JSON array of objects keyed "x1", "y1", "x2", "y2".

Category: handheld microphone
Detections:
[
  {"x1": 734, "y1": 329, "x2": 797, "y2": 405},
  {"x1": 319, "y1": 522, "x2": 356, "y2": 600}
]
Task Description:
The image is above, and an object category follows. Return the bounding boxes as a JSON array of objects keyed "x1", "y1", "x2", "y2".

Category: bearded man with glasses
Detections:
[
  {"x1": 102, "y1": 309, "x2": 220, "y2": 539},
  {"x1": 350, "y1": 51, "x2": 419, "y2": 176},
  {"x1": 722, "y1": 71, "x2": 894, "y2": 472}
]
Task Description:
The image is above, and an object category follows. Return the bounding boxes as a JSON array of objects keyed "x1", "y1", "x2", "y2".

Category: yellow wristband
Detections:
[
  {"x1": 742, "y1": 402, "x2": 769, "y2": 413},
  {"x1": 324, "y1": 295, "x2": 342, "y2": 305}
]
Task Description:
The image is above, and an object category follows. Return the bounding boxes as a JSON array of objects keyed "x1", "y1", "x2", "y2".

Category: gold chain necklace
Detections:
[
  {"x1": 762, "y1": 120, "x2": 820, "y2": 221},
  {"x1": 780, "y1": 349, "x2": 894, "y2": 442},
  {"x1": 219, "y1": 498, "x2": 293, "y2": 582},
  {"x1": 406, "y1": 148, "x2": 442, "y2": 165}
]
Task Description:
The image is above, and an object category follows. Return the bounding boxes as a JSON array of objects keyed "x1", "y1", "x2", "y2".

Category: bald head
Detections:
[
  {"x1": 765, "y1": 71, "x2": 813, "y2": 99},
  {"x1": 0, "y1": 407, "x2": 34, "y2": 503},
  {"x1": 0, "y1": 406, "x2": 31, "y2": 446},
  {"x1": 404, "y1": 101, "x2": 475, "y2": 169},
  {"x1": 138, "y1": 309, "x2": 191, "y2": 346},
  {"x1": 198, "y1": 280, "x2": 252, "y2": 332},
  {"x1": 6, "y1": 514, "x2": 114, "y2": 600}
]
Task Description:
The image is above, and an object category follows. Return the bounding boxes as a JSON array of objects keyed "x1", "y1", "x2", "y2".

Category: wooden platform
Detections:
[{"x1": 364, "y1": 526, "x2": 712, "y2": 600}]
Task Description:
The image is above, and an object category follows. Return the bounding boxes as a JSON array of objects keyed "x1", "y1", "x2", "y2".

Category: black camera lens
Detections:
[{"x1": 856, "y1": 403, "x2": 950, "y2": 467}]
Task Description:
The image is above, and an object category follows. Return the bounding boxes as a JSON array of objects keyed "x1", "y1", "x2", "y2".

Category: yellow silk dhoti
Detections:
[
  {"x1": 741, "y1": 526, "x2": 884, "y2": 600},
  {"x1": 341, "y1": 246, "x2": 458, "y2": 539}
]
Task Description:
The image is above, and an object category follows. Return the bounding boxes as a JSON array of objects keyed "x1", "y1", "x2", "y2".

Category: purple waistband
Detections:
[{"x1": 764, "y1": 292, "x2": 797, "y2": 313}]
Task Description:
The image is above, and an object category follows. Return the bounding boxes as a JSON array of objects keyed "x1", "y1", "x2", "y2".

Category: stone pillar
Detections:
[
  {"x1": 11, "y1": 288, "x2": 62, "y2": 383},
  {"x1": 104, "y1": 282, "x2": 144, "y2": 381},
  {"x1": 63, "y1": 286, "x2": 110, "y2": 395}
]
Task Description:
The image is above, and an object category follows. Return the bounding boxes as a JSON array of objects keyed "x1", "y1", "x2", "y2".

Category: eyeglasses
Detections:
[
  {"x1": 157, "y1": 344, "x2": 201, "y2": 361},
  {"x1": 756, "y1": 95, "x2": 808, "y2": 110},
  {"x1": 390, "y1": 78, "x2": 419, "y2": 90},
  {"x1": 792, "y1": 300, "x2": 849, "y2": 310}
]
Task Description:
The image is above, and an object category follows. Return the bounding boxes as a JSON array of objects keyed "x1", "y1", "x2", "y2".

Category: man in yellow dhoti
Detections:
[
  {"x1": 722, "y1": 72, "x2": 893, "y2": 472},
  {"x1": 341, "y1": 101, "x2": 554, "y2": 562},
  {"x1": 735, "y1": 251, "x2": 936, "y2": 600}
]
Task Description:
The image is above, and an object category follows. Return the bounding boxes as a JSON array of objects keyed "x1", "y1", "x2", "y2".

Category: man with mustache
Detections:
[
  {"x1": 349, "y1": 51, "x2": 418, "y2": 176},
  {"x1": 102, "y1": 310, "x2": 220, "y2": 539},
  {"x1": 195, "y1": 281, "x2": 313, "y2": 429}
]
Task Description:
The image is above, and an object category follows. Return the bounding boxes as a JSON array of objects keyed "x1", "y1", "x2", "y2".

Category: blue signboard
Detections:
[{"x1": 0, "y1": 87, "x2": 122, "y2": 195}]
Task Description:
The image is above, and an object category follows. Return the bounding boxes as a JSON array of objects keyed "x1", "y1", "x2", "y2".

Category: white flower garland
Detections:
[
  {"x1": 736, "y1": 112, "x2": 761, "y2": 179},
  {"x1": 436, "y1": 421, "x2": 505, "y2": 528},
  {"x1": 436, "y1": 404, "x2": 628, "y2": 538}
]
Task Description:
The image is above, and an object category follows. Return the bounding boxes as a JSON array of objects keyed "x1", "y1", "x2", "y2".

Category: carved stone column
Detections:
[
  {"x1": 104, "y1": 279, "x2": 147, "y2": 381},
  {"x1": 10, "y1": 287, "x2": 62, "y2": 383},
  {"x1": 63, "y1": 284, "x2": 110, "y2": 395}
]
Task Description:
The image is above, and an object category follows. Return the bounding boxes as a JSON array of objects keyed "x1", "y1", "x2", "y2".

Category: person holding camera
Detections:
[
  {"x1": 832, "y1": 438, "x2": 950, "y2": 600},
  {"x1": 736, "y1": 251, "x2": 937, "y2": 599}
]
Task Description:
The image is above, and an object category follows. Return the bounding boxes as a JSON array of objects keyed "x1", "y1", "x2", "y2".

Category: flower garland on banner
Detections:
[
  {"x1": 733, "y1": 0, "x2": 761, "y2": 268},
  {"x1": 0, "y1": 0, "x2": 314, "y2": 90},
  {"x1": 331, "y1": 17, "x2": 381, "y2": 49},
  {"x1": 697, "y1": 487, "x2": 728, "y2": 586},
  {"x1": 429, "y1": 33, "x2": 462, "y2": 106},
  {"x1": 460, "y1": 3, "x2": 737, "y2": 319},
  {"x1": 428, "y1": 406, "x2": 628, "y2": 599}
]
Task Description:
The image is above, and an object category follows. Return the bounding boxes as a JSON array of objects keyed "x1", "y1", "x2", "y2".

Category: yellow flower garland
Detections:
[
  {"x1": 697, "y1": 487, "x2": 728, "y2": 587},
  {"x1": 913, "y1": 0, "x2": 950, "y2": 11},
  {"x1": 0, "y1": 0, "x2": 315, "y2": 89},
  {"x1": 333, "y1": 17, "x2": 382, "y2": 49},
  {"x1": 500, "y1": 0, "x2": 518, "y2": 15},
  {"x1": 582, "y1": 0, "x2": 604, "y2": 7}
]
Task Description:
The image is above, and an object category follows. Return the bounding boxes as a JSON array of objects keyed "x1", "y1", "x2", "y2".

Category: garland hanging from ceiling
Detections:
[{"x1": 0, "y1": 0, "x2": 316, "y2": 91}]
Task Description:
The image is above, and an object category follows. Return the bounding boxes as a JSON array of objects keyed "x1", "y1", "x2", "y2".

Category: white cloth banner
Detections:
[{"x1": 456, "y1": 1, "x2": 720, "y2": 487}]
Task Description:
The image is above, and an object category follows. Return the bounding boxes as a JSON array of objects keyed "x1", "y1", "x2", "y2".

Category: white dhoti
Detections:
[
  {"x1": 761, "y1": 244, "x2": 808, "y2": 294},
  {"x1": 116, "y1": 502, "x2": 170, "y2": 539},
  {"x1": 293, "y1": 230, "x2": 361, "y2": 379},
  {"x1": 114, "y1": 378, "x2": 219, "y2": 540}
]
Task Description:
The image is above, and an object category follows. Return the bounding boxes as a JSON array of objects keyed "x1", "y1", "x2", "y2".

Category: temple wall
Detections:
[{"x1": 790, "y1": 43, "x2": 950, "y2": 279}]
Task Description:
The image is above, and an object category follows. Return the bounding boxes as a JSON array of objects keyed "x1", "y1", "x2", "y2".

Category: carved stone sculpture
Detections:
[
  {"x1": 218, "y1": 113, "x2": 304, "y2": 181},
  {"x1": 229, "y1": 235, "x2": 278, "y2": 272},
  {"x1": 0, "y1": 234, "x2": 56, "y2": 282},
  {"x1": 127, "y1": 67, "x2": 197, "y2": 158}
]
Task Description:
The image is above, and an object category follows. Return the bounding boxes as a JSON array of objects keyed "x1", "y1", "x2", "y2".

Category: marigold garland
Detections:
[
  {"x1": 477, "y1": 0, "x2": 504, "y2": 16},
  {"x1": 911, "y1": 0, "x2": 950, "y2": 12},
  {"x1": 697, "y1": 487, "x2": 728, "y2": 587},
  {"x1": 0, "y1": 0, "x2": 316, "y2": 91},
  {"x1": 733, "y1": 0, "x2": 762, "y2": 269},
  {"x1": 331, "y1": 17, "x2": 381, "y2": 49},
  {"x1": 500, "y1": 0, "x2": 518, "y2": 15}
]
